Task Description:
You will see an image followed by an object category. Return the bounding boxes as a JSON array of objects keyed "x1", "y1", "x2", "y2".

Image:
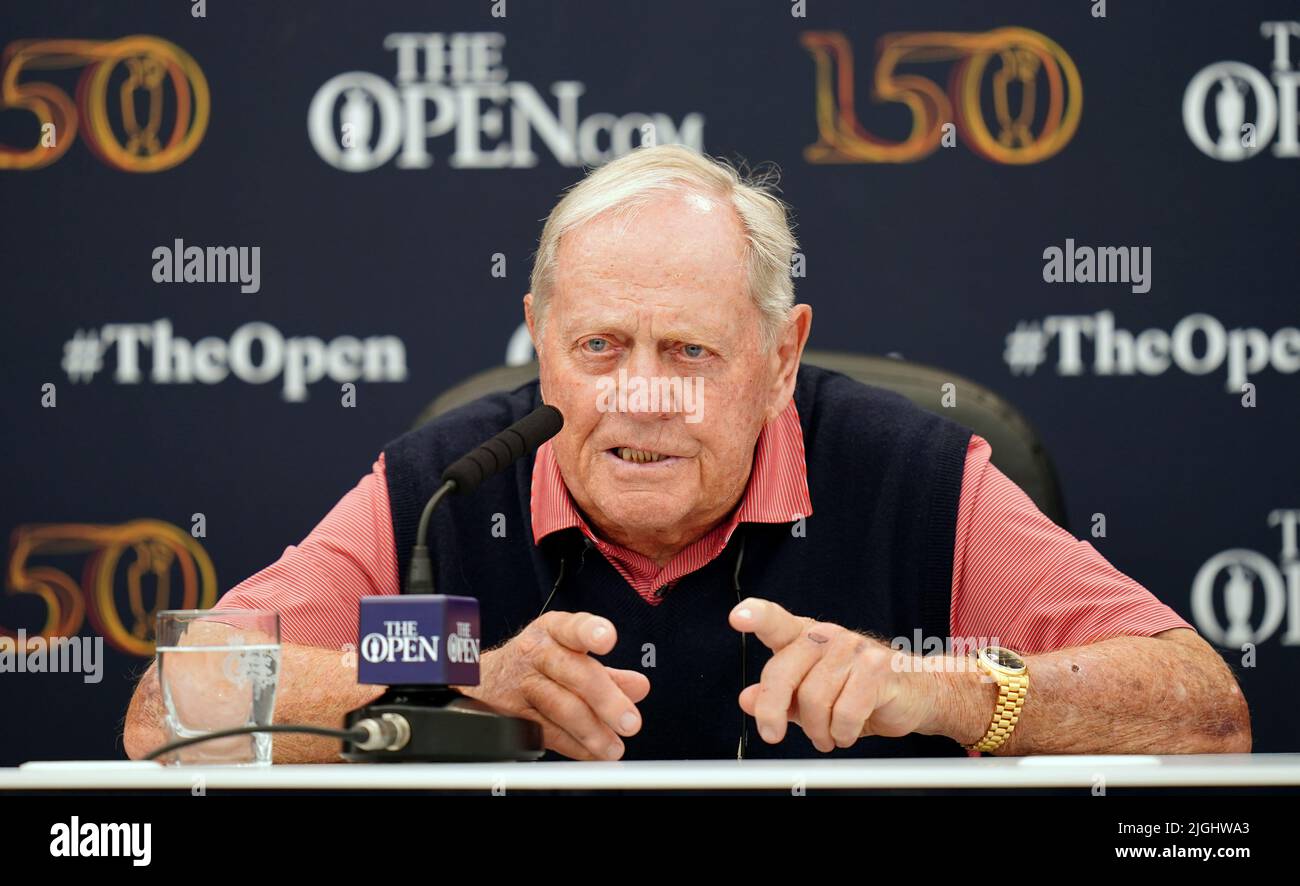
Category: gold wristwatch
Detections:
[{"x1": 965, "y1": 646, "x2": 1029, "y2": 753}]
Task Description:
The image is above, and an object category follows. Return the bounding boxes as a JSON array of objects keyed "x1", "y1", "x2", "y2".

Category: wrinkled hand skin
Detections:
[
  {"x1": 728, "y1": 597, "x2": 1253, "y2": 755},
  {"x1": 729, "y1": 598, "x2": 940, "y2": 752},
  {"x1": 455, "y1": 611, "x2": 650, "y2": 760}
]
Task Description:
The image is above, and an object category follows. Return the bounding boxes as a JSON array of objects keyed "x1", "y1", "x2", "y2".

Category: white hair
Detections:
[{"x1": 529, "y1": 144, "x2": 798, "y2": 351}]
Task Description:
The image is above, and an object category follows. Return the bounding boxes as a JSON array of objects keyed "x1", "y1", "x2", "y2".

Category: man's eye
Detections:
[
  {"x1": 584, "y1": 338, "x2": 610, "y2": 353},
  {"x1": 681, "y1": 344, "x2": 707, "y2": 359}
]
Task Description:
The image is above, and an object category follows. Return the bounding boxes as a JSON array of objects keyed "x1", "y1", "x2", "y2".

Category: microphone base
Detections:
[{"x1": 341, "y1": 686, "x2": 544, "y2": 763}]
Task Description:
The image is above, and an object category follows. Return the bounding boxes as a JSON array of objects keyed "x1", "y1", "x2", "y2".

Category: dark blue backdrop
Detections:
[{"x1": 1, "y1": 0, "x2": 1296, "y2": 764}]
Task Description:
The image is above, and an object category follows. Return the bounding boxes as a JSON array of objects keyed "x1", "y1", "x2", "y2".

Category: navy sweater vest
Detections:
[{"x1": 383, "y1": 364, "x2": 973, "y2": 760}]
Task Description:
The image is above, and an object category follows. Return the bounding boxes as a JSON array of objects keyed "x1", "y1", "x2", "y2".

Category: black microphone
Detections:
[
  {"x1": 407, "y1": 404, "x2": 563, "y2": 595},
  {"x1": 441, "y1": 403, "x2": 564, "y2": 497},
  {"x1": 341, "y1": 403, "x2": 563, "y2": 762}
]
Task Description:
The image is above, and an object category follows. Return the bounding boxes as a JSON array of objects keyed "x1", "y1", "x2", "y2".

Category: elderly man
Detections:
[{"x1": 124, "y1": 145, "x2": 1250, "y2": 763}]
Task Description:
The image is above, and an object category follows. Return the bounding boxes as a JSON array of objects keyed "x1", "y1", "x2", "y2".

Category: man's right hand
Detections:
[{"x1": 457, "y1": 611, "x2": 650, "y2": 760}]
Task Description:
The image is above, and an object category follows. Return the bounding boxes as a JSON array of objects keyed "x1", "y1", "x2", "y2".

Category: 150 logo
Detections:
[
  {"x1": 4, "y1": 521, "x2": 217, "y2": 656},
  {"x1": 801, "y1": 28, "x2": 1082, "y2": 165},
  {"x1": 0, "y1": 36, "x2": 209, "y2": 171}
]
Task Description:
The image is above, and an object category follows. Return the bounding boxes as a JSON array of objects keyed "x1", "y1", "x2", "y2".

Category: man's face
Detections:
[{"x1": 527, "y1": 190, "x2": 789, "y2": 553}]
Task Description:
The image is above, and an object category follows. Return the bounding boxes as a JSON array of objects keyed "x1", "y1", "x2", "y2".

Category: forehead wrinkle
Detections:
[
  {"x1": 559, "y1": 301, "x2": 733, "y2": 347},
  {"x1": 557, "y1": 271, "x2": 738, "y2": 319}
]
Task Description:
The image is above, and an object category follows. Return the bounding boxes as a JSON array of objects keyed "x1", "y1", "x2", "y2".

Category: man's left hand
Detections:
[{"x1": 729, "y1": 597, "x2": 938, "y2": 752}]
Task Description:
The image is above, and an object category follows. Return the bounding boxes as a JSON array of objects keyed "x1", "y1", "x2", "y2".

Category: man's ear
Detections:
[
  {"x1": 523, "y1": 292, "x2": 541, "y2": 354},
  {"x1": 523, "y1": 293, "x2": 546, "y2": 400},
  {"x1": 766, "y1": 304, "x2": 812, "y2": 423}
]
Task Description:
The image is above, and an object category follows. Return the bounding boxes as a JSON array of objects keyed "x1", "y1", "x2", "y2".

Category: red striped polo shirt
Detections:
[
  {"x1": 529, "y1": 397, "x2": 813, "y2": 601},
  {"x1": 217, "y1": 398, "x2": 1193, "y2": 657}
]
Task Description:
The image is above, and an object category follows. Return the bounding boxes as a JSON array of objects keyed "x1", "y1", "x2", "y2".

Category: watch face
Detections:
[{"x1": 983, "y1": 647, "x2": 1026, "y2": 671}]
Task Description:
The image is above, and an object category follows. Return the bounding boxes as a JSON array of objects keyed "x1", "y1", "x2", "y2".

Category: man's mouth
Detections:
[{"x1": 611, "y1": 447, "x2": 669, "y2": 463}]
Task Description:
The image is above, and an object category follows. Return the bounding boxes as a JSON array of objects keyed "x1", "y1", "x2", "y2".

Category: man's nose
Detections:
[{"x1": 622, "y1": 348, "x2": 678, "y2": 418}]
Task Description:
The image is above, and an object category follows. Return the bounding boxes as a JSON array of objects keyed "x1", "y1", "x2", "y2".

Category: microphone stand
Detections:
[
  {"x1": 341, "y1": 407, "x2": 561, "y2": 762},
  {"x1": 342, "y1": 685, "x2": 542, "y2": 763}
]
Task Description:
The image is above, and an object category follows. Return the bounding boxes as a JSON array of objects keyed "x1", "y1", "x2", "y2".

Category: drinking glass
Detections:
[{"x1": 155, "y1": 609, "x2": 280, "y2": 765}]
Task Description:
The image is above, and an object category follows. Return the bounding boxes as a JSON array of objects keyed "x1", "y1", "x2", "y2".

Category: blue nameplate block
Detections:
[{"x1": 356, "y1": 595, "x2": 481, "y2": 686}]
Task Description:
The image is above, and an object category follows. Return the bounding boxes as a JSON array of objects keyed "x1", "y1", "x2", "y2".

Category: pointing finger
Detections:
[
  {"x1": 730, "y1": 598, "x2": 813, "y2": 652},
  {"x1": 751, "y1": 628, "x2": 833, "y2": 743}
]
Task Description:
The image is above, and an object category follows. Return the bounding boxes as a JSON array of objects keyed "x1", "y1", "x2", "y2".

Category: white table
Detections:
[{"x1": 4, "y1": 753, "x2": 1299, "y2": 792}]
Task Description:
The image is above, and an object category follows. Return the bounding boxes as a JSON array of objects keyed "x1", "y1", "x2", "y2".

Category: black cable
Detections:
[
  {"x1": 407, "y1": 479, "x2": 457, "y2": 594},
  {"x1": 145, "y1": 724, "x2": 367, "y2": 761},
  {"x1": 538, "y1": 551, "x2": 567, "y2": 616},
  {"x1": 416, "y1": 479, "x2": 457, "y2": 546}
]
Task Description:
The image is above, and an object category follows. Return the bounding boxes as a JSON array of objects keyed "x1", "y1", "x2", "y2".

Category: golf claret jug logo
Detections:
[
  {"x1": 1183, "y1": 21, "x2": 1300, "y2": 161},
  {"x1": 361, "y1": 620, "x2": 481, "y2": 664},
  {"x1": 801, "y1": 27, "x2": 1082, "y2": 165},
  {"x1": 308, "y1": 32, "x2": 705, "y2": 171},
  {"x1": 361, "y1": 621, "x2": 440, "y2": 663},
  {"x1": 0, "y1": 36, "x2": 209, "y2": 172},
  {"x1": 1, "y1": 521, "x2": 217, "y2": 658},
  {"x1": 1191, "y1": 510, "x2": 1300, "y2": 648},
  {"x1": 355, "y1": 595, "x2": 482, "y2": 686}
]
